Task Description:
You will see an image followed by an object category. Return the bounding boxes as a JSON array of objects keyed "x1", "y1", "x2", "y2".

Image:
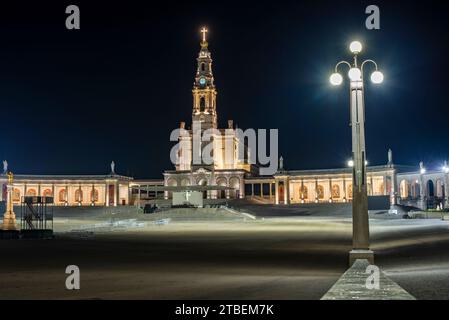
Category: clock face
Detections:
[{"x1": 199, "y1": 78, "x2": 206, "y2": 86}]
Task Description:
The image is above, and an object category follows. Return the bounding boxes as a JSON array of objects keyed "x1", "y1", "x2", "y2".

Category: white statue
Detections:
[
  {"x1": 2, "y1": 160, "x2": 7, "y2": 174},
  {"x1": 111, "y1": 161, "x2": 115, "y2": 174},
  {"x1": 388, "y1": 149, "x2": 393, "y2": 165},
  {"x1": 279, "y1": 156, "x2": 284, "y2": 171}
]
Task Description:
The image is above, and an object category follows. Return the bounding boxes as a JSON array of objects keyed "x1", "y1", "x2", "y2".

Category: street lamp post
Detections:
[{"x1": 330, "y1": 41, "x2": 383, "y2": 265}]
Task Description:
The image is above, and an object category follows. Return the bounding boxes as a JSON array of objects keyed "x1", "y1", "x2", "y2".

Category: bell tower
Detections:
[{"x1": 192, "y1": 27, "x2": 217, "y2": 130}]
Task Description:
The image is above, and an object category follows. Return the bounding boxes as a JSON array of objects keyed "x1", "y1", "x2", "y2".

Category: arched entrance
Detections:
[
  {"x1": 229, "y1": 177, "x2": 240, "y2": 199},
  {"x1": 216, "y1": 177, "x2": 227, "y2": 199},
  {"x1": 427, "y1": 180, "x2": 435, "y2": 197},
  {"x1": 400, "y1": 180, "x2": 410, "y2": 199},
  {"x1": 197, "y1": 178, "x2": 208, "y2": 199},
  {"x1": 278, "y1": 182, "x2": 285, "y2": 204}
]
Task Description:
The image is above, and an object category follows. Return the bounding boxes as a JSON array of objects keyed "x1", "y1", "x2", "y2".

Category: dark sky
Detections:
[{"x1": 0, "y1": 0, "x2": 448, "y2": 178}]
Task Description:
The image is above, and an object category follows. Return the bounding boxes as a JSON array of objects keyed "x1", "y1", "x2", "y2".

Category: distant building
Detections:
[{"x1": 1, "y1": 30, "x2": 447, "y2": 210}]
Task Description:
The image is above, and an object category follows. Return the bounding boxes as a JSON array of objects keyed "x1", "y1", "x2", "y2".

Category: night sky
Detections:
[{"x1": 0, "y1": 0, "x2": 448, "y2": 178}]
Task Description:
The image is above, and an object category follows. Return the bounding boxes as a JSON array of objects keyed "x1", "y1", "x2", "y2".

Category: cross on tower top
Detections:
[{"x1": 201, "y1": 27, "x2": 208, "y2": 43}]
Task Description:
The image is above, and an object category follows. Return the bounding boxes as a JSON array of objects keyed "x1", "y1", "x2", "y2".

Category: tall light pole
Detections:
[{"x1": 330, "y1": 41, "x2": 384, "y2": 265}]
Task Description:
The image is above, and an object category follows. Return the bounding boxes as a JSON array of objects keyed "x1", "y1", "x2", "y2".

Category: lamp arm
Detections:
[
  {"x1": 361, "y1": 59, "x2": 378, "y2": 75},
  {"x1": 335, "y1": 61, "x2": 352, "y2": 73}
]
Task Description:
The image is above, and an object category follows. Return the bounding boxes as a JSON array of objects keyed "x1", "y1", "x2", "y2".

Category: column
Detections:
[
  {"x1": 418, "y1": 174, "x2": 426, "y2": 210},
  {"x1": 274, "y1": 180, "x2": 279, "y2": 205},
  {"x1": 329, "y1": 178, "x2": 333, "y2": 203},
  {"x1": 383, "y1": 175, "x2": 388, "y2": 195},
  {"x1": 105, "y1": 183, "x2": 110, "y2": 207},
  {"x1": 260, "y1": 183, "x2": 263, "y2": 197},
  {"x1": 370, "y1": 176, "x2": 374, "y2": 196},
  {"x1": 91, "y1": 184, "x2": 95, "y2": 206},
  {"x1": 38, "y1": 183, "x2": 41, "y2": 197},
  {"x1": 138, "y1": 186, "x2": 141, "y2": 207},
  {"x1": 284, "y1": 179, "x2": 289, "y2": 205},
  {"x1": 343, "y1": 179, "x2": 347, "y2": 202},
  {"x1": 51, "y1": 183, "x2": 55, "y2": 200},
  {"x1": 315, "y1": 178, "x2": 319, "y2": 203},
  {"x1": 391, "y1": 170, "x2": 398, "y2": 206},
  {"x1": 301, "y1": 179, "x2": 304, "y2": 203},
  {"x1": 65, "y1": 185, "x2": 69, "y2": 206},
  {"x1": 2, "y1": 174, "x2": 17, "y2": 230},
  {"x1": 240, "y1": 178, "x2": 244, "y2": 199},
  {"x1": 269, "y1": 182, "x2": 273, "y2": 199},
  {"x1": 115, "y1": 182, "x2": 119, "y2": 206}
]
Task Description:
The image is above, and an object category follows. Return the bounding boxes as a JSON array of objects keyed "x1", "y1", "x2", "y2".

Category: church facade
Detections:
[{"x1": 0, "y1": 29, "x2": 448, "y2": 210}]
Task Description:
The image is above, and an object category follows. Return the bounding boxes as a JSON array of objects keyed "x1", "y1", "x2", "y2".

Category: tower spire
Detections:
[{"x1": 192, "y1": 26, "x2": 217, "y2": 130}]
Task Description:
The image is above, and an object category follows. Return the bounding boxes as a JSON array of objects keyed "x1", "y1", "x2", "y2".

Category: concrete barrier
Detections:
[{"x1": 321, "y1": 259, "x2": 415, "y2": 300}]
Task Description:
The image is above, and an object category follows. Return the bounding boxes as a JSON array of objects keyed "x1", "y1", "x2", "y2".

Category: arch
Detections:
[
  {"x1": 75, "y1": 189, "x2": 83, "y2": 202},
  {"x1": 180, "y1": 178, "x2": 190, "y2": 187},
  {"x1": 216, "y1": 177, "x2": 227, "y2": 186},
  {"x1": 201, "y1": 63, "x2": 206, "y2": 72},
  {"x1": 229, "y1": 177, "x2": 240, "y2": 199},
  {"x1": 278, "y1": 182, "x2": 285, "y2": 204},
  {"x1": 216, "y1": 177, "x2": 227, "y2": 198},
  {"x1": 167, "y1": 178, "x2": 178, "y2": 187},
  {"x1": 427, "y1": 180, "x2": 435, "y2": 197},
  {"x1": 13, "y1": 188, "x2": 20, "y2": 202},
  {"x1": 332, "y1": 185, "x2": 340, "y2": 198},
  {"x1": 26, "y1": 189, "x2": 37, "y2": 197},
  {"x1": 317, "y1": 185, "x2": 324, "y2": 199},
  {"x1": 197, "y1": 178, "x2": 208, "y2": 198},
  {"x1": 411, "y1": 181, "x2": 420, "y2": 198},
  {"x1": 200, "y1": 97, "x2": 206, "y2": 112},
  {"x1": 59, "y1": 189, "x2": 67, "y2": 203},
  {"x1": 400, "y1": 180, "x2": 410, "y2": 199},
  {"x1": 300, "y1": 185, "x2": 308, "y2": 200},
  {"x1": 91, "y1": 189, "x2": 99, "y2": 202},
  {"x1": 43, "y1": 189, "x2": 53, "y2": 198}
]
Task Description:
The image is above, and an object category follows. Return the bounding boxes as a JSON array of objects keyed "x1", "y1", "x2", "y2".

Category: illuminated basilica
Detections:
[{"x1": 1, "y1": 29, "x2": 448, "y2": 210}]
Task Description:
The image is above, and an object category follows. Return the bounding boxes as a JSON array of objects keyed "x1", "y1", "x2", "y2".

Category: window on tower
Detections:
[
  {"x1": 200, "y1": 97, "x2": 206, "y2": 112},
  {"x1": 201, "y1": 63, "x2": 206, "y2": 72}
]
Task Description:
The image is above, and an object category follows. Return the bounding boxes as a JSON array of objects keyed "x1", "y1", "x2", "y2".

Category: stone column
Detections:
[
  {"x1": 329, "y1": 178, "x2": 333, "y2": 203},
  {"x1": 91, "y1": 184, "x2": 95, "y2": 206},
  {"x1": 284, "y1": 178, "x2": 289, "y2": 205},
  {"x1": 343, "y1": 178, "x2": 347, "y2": 202},
  {"x1": 115, "y1": 182, "x2": 119, "y2": 206},
  {"x1": 65, "y1": 185, "x2": 69, "y2": 206},
  {"x1": 300, "y1": 179, "x2": 304, "y2": 203},
  {"x1": 105, "y1": 183, "x2": 110, "y2": 207},
  {"x1": 315, "y1": 178, "x2": 319, "y2": 203},
  {"x1": 418, "y1": 174, "x2": 426, "y2": 210},
  {"x1": 2, "y1": 174, "x2": 17, "y2": 230},
  {"x1": 391, "y1": 170, "x2": 398, "y2": 206},
  {"x1": 138, "y1": 186, "x2": 141, "y2": 207},
  {"x1": 274, "y1": 180, "x2": 279, "y2": 205}
]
